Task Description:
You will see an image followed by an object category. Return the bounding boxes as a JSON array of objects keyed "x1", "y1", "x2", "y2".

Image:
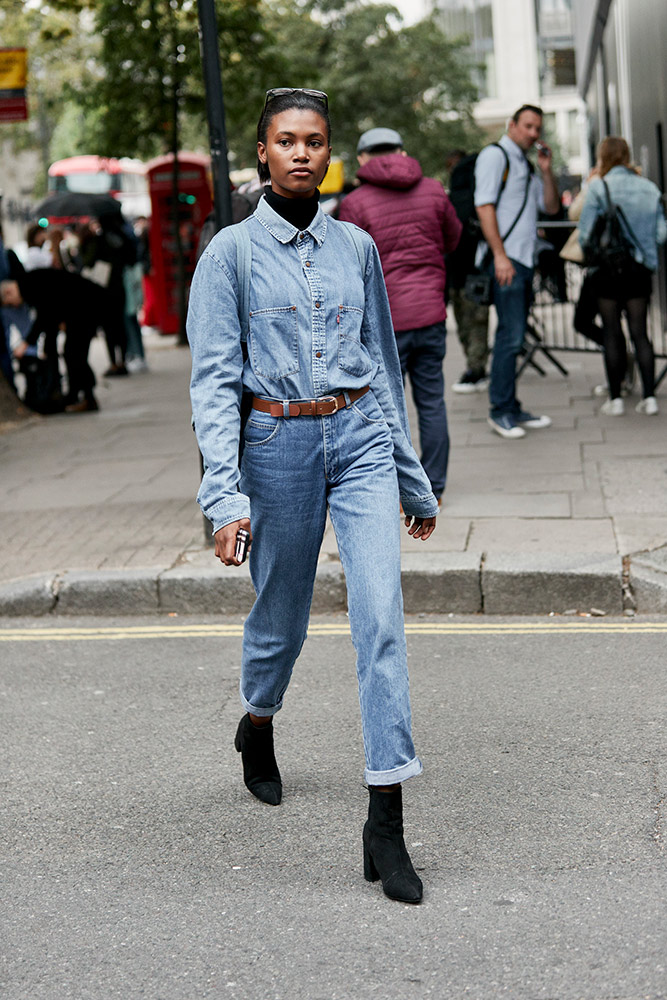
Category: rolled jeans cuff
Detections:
[
  {"x1": 241, "y1": 687, "x2": 282, "y2": 717},
  {"x1": 364, "y1": 755, "x2": 423, "y2": 786}
]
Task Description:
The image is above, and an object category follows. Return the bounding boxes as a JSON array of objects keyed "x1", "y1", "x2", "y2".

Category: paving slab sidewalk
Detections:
[{"x1": 1, "y1": 327, "x2": 667, "y2": 616}]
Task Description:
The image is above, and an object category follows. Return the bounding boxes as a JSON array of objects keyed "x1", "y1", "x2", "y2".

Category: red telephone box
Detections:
[{"x1": 145, "y1": 153, "x2": 212, "y2": 334}]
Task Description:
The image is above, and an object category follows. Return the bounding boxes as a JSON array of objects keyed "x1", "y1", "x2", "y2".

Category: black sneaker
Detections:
[{"x1": 452, "y1": 368, "x2": 489, "y2": 394}]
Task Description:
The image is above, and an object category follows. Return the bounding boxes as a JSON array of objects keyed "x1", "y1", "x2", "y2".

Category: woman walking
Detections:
[
  {"x1": 579, "y1": 136, "x2": 667, "y2": 415},
  {"x1": 187, "y1": 89, "x2": 438, "y2": 904}
]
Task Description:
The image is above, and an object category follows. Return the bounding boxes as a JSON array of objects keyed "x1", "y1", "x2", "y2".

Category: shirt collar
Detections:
[
  {"x1": 501, "y1": 133, "x2": 528, "y2": 159},
  {"x1": 254, "y1": 194, "x2": 328, "y2": 246}
]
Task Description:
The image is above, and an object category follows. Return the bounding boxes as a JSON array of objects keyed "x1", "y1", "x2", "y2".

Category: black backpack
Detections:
[
  {"x1": 447, "y1": 146, "x2": 510, "y2": 289},
  {"x1": 583, "y1": 179, "x2": 643, "y2": 278}
]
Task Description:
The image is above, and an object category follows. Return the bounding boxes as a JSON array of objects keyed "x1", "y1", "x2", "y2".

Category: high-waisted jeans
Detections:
[{"x1": 239, "y1": 388, "x2": 422, "y2": 786}]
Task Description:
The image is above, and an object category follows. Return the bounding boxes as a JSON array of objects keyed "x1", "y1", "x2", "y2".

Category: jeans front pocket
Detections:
[
  {"x1": 249, "y1": 305, "x2": 299, "y2": 380},
  {"x1": 351, "y1": 389, "x2": 386, "y2": 425},
  {"x1": 337, "y1": 305, "x2": 373, "y2": 377},
  {"x1": 243, "y1": 415, "x2": 281, "y2": 448}
]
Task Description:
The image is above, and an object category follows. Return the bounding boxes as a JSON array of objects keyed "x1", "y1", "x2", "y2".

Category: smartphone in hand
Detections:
[{"x1": 234, "y1": 528, "x2": 250, "y2": 563}]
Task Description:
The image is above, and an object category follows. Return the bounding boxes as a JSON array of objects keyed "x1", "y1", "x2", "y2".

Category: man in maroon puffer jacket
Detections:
[{"x1": 339, "y1": 128, "x2": 461, "y2": 501}]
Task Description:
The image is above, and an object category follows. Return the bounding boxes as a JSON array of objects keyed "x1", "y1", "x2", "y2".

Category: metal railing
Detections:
[{"x1": 518, "y1": 221, "x2": 667, "y2": 389}]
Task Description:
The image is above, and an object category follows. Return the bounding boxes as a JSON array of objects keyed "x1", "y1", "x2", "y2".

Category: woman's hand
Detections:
[
  {"x1": 214, "y1": 518, "x2": 252, "y2": 566},
  {"x1": 404, "y1": 515, "x2": 437, "y2": 541}
]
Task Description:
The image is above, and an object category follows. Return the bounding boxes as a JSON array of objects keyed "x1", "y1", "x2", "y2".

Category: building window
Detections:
[{"x1": 434, "y1": 0, "x2": 496, "y2": 99}]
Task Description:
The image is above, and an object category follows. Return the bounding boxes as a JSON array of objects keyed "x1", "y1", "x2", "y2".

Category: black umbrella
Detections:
[{"x1": 34, "y1": 191, "x2": 123, "y2": 222}]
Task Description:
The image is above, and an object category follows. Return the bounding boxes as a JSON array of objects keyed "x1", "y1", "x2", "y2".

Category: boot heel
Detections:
[{"x1": 363, "y1": 842, "x2": 379, "y2": 882}]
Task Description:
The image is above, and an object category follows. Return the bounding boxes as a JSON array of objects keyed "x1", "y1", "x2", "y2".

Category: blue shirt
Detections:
[
  {"x1": 578, "y1": 166, "x2": 667, "y2": 272},
  {"x1": 474, "y1": 134, "x2": 545, "y2": 269},
  {"x1": 187, "y1": 195, "x2": 438, "y2": 532}
]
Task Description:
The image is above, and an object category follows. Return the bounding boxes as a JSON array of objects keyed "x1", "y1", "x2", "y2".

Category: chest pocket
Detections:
[
  {"x1": 249, "y1": 305, "x2": 300, "y2": 380},
  {"x1": 337, "y1": 305, "x2": 372, "y2": 377}
]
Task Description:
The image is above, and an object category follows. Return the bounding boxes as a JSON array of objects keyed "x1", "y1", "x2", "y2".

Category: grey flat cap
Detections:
[{"x1": 356, "y1": 127, "x2": 404, "y2": 154}]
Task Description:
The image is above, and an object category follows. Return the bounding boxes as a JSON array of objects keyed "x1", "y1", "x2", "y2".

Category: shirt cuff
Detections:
[
  {"x1": 203, "y1": 493, "x2": 251, "y2": 535},
  {"x1": 400, "y1": 493, "x2": 439, "y2": 518}
]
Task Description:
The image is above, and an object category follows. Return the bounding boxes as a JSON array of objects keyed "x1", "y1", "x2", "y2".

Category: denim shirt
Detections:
[
  {"x1": 187, "y1": 196, "x2": 438, "y2": 532},
  {"x1": 578, "y1": 166, "x2": 667, "y2": 272}
]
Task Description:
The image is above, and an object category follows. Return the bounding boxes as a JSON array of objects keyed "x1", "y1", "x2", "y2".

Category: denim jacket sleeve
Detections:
[
  {"x1": 357, "y1": 235, "x2": 439, "y2": 518},
  {"x1": 577, "y1": 181, "x2": 603, "y2": 249},
  {"x1": 187, "y1": 243, "x2": 250, "y2": 533}
]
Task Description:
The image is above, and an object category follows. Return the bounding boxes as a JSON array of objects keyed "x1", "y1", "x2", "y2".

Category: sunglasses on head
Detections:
[{"x1": 264, "y1": 88, "x2": 329, "y2": 111}]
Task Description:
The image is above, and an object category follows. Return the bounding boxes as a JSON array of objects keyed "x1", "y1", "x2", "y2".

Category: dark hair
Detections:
[
  {"x1": 26, "y1": 222, "x2": 44, "y2": 246},
  {"x1": 257, "y1": 91, "x2": 331, "y2": 183},
  {"x1": 511, "y1": 103, "x2": 543, "y2": 124}
]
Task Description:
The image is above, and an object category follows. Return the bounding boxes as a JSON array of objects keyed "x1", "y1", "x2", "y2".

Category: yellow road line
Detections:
[{"x1": 1, "y1": 620, "x2": 667, "y2": 641}]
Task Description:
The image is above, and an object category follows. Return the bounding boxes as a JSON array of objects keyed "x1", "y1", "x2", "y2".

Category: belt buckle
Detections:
[{"x1": 316, "y1": 395, "x2": 338, "y2": 416}]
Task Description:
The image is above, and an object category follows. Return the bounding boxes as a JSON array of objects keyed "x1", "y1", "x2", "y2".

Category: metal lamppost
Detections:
[
  {"x1": 196, "y1": 0, "x2": 234, "y2": 542},
  {"x1": 197, "y1": 0, "x2": 234, "y2": 232}
]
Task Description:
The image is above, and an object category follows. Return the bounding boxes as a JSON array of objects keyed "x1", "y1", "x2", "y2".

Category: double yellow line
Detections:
[{"x1": 1, "y1": 620, "x2": 666, "y2": 642}]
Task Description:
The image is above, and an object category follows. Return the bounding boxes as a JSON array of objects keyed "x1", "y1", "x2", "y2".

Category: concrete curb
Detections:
[
  {"x1": 2, "y1": 551, "x2": 667, "y2": 617},
  {"x1": 628, "y1": 548, "x2": 667, "y2": 614},
  {"x1": 482, "y1": 553, "x2": 624, "y2": 615}
]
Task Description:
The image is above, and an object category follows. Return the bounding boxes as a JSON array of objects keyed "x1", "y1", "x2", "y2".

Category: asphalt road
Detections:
[{"x1": 1, "y1": 615, "x2": 666, "y2": 1000}]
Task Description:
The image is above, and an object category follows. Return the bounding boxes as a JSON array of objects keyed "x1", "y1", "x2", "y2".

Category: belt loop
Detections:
[
  {"x1": 282, "y1": 400, "x2": 291, "y2": 419},
  {"x1": 342, "y1": 390, "x2": 351, "y2": 408}
]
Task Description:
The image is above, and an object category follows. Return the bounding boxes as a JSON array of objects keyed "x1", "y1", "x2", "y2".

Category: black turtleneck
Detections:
[{"x1": 264, "y1": 186, "x2": 320, "y2": 231}]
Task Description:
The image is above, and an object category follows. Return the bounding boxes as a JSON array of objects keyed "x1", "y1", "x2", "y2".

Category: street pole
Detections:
[
  {"x1": 197, "y1": 0, "x2": 234, "y2": 232},
  {"x1": 196, "y1": 0, "x2": 234, "y2": 544}
]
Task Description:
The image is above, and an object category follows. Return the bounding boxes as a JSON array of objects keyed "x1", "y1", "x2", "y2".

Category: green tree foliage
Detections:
[
  {"x1": 0, "y1": 1, "x2": 100, "y2": 191},
  {"x1": 234, "y1": 0, "x2": 483, "y2": 178},
  {"x1": 61, "y1": 0, "x2": 277, "y2": 160},
  {"x1": 2, "y1": 0, "x2": 482, "y2": 183},
  {"x1": 308, "y1": 0, "x2": 480, "y2": 176}
]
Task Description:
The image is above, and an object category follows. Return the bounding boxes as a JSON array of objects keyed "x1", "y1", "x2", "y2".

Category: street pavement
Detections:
[
  {"x1": 1, "y1": 614, "x2": 666, "y2": 999},
  {"x1": 2, "y1": 323, "x2": 667, "y2": 615}
]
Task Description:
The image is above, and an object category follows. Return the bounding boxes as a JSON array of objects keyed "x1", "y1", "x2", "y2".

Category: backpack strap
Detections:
[
  {"x1": 339, "y1": 221, "x2": 367, "y2": 276},
  {"x1": 489, "y1": 142, "x2": 511, "y2": 207},
  {"x1": 228, "y1": 222, "x2": 252, "y2": 342}
]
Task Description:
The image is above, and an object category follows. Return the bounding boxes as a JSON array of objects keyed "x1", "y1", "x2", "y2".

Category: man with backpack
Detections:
[
  {"x1": 445, "y1": 150, "x2": 491, "y2": 394},
  {"x1": 474, "y1": 104, "x2": 560, "y2": 439}
]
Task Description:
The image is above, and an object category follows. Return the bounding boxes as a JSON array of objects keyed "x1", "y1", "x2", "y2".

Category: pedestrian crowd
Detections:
[{"x1": 0, "y1": 209, "x2": 150, "y2": 414}]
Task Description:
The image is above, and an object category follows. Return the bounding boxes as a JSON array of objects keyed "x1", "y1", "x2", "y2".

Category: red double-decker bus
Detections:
[{"x1": 47, "y1": 155, "x2": 150, "y2": 219}]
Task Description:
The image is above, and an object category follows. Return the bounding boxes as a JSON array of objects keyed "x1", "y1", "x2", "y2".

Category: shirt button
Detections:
[
  {"x1": 299, "y1": 232, "x2": 305, "y2": 240},
  {"x1": 305, "y1": 261, "x2": 311, "y2": 267},
  {"x1": 315, "y1": 302, "x2": 321, "y2": 308},
  {"x1": 316, "y1": 351, "x2": 322, "y2": 358}
]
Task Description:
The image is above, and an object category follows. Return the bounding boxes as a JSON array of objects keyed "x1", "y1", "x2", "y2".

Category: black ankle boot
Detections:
[
  {"x1": 363, "y1": 786, "x2": 423, "y2": 903},
  {"x1": 234, "y1": 714, "x2": 282, "y2": 805}
]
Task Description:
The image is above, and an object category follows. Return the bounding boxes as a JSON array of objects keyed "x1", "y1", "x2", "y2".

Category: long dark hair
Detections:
[{"x1": 257, "y1": 91, "x2": 331, "y2": 183}]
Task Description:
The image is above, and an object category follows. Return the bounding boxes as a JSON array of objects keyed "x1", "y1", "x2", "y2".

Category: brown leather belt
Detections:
[{"x1": 251, "y1": 385, "x2": 369, "y2": 418}]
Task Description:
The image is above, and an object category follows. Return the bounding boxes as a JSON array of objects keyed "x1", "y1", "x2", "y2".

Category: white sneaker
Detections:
[
  {"x1": 126, "y1": 357, "x2": 149, "y2": 374},
  {"x1": 636, "y1": 396, "x2": 659, "y2": 415},
  {"x1": 600, "y1": 397, "x2": 624, "y2": 416},
  {"x1": 487, "y1": 415, "x2": 526, "y2": 439},
  {"x1": 516, "y1": 411, "x2": 552, "y2": 429}
]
